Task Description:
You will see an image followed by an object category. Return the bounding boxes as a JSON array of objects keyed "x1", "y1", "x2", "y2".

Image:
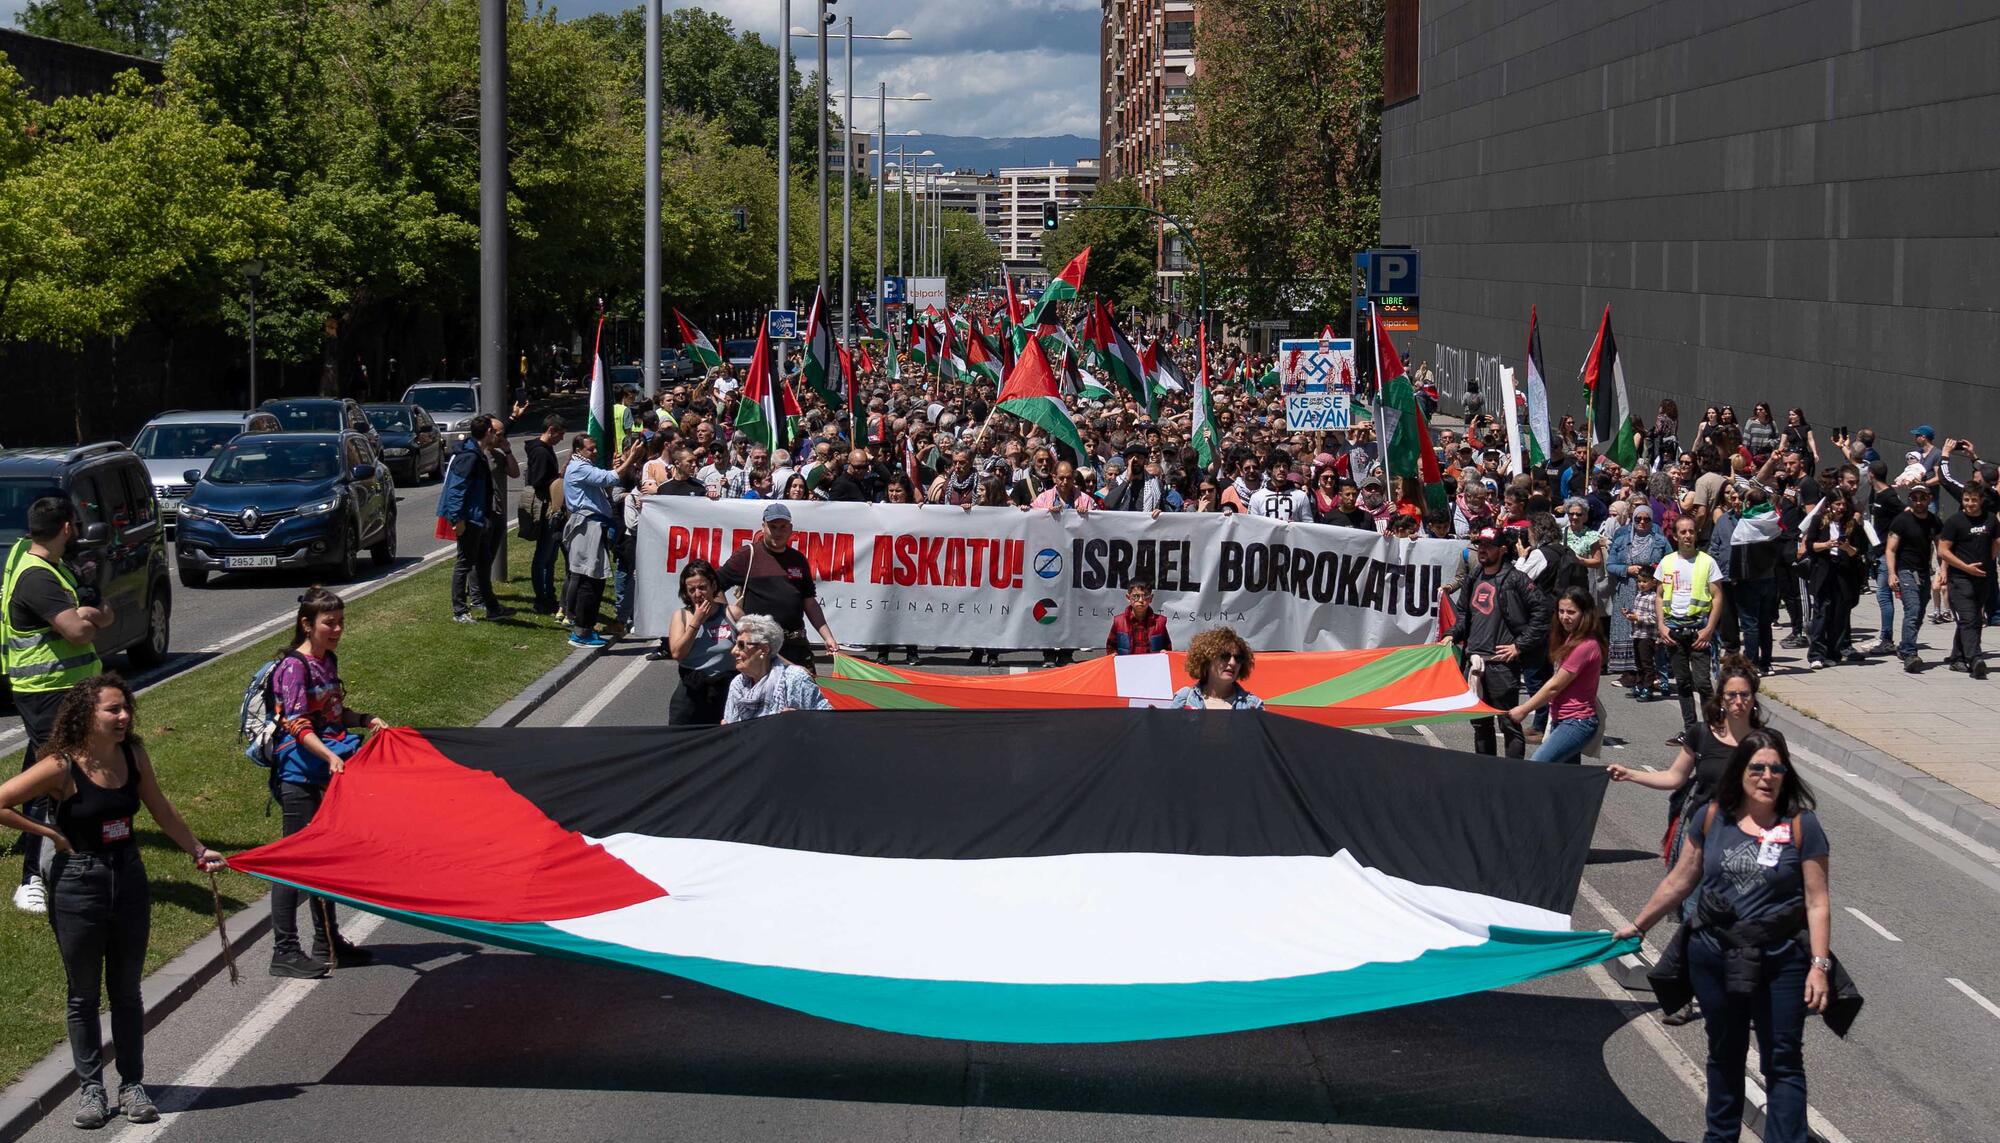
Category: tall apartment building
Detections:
[
  {"x1": 1098, "y1": 0, "x2": 1197, "y2": 305},
  {"x1": 884, "y1": 162, "x2": 1100, "y2": 285}
]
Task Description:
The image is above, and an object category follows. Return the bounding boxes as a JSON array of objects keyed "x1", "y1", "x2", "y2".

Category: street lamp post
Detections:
[
  {"x1": 643, "y1": 0, "x2": 660, "y2": 397},
  {"x1": 815, "y1": 1, "x2": 829, "y2": 304},
  {"x1": 777, "y1": 0, "x2": 790, "y2": 312},
  {"x1": 239, "y1": 260, "x2": 263, "y2": 407}
]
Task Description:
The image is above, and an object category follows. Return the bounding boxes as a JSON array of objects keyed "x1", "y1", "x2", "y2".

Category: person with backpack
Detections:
[
  {"x1": 1617, "y1": 729, "x2": 1835, "y2": 1143},
  {"x1": 0, "y1": 674, "x2": 223, "y2": 1127},
  {"x1": 1441, "y1": 522, "x2": 1553, "y2": 758},
  {"x1": 263, "y1": 587, "x2": 385, "y2": 978}
]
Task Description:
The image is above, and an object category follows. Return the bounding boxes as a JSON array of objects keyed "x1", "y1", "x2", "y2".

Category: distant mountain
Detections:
[{"x1": 907, "y1": 133, "x2": 1099, "y2": 175}]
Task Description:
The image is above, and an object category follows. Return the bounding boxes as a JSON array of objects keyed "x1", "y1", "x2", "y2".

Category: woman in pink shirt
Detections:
[{"x1": 1509, "y1": 586, "x2": 1605, "y2": 764}]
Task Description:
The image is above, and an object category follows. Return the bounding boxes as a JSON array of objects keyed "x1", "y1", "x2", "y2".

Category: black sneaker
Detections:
[
  {"x1": 1664, "y1": 732, "x2": 1686, "y2": 747},
  {"x1": 902, "y1": 651, "x2": 920, "y2": 665},
  {"x1": 484, "y1": 605, "x2": 514, "y2": 620},
  {"x1": 313, "y1": 937, "x2": 374, "y2": 967},
  {"x1": 119, "y1": 1083, "x2": 159, "y2": 1124},
  {"x1": 1950, "y1": 660, "x2": 1971, "y2": 673},
  {"x1": 1780, "y1": 634, "x2": 1809, "y2": 649},
  {"x1": 270, "y1": 949, "x2": 329, "y2": 978},
  {"x1": 1904, "y1": 654, "x2": 1924, "y2": 674},
  {"x1": 1973, "y1": 661, "x2": 1989, "y2": 680},
  {"x1": 74, "y1": 1085, "x2": 109, "y2": 1129},
  {"x1": 1660, "y1": 998, "x2": 1702, "y2": 1026}
]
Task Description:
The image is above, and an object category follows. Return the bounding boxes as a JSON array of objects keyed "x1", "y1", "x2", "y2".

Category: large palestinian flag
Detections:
[
  {"x1": 230, "y1": 716, "x2": 1630, "y2": 1043},
  {"x1": 824, "y1": 645, "x2": 1492, "y2": 730}
]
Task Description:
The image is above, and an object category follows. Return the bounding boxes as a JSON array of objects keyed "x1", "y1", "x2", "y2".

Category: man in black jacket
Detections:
[{"x1": 1443, "y1": 522, "x2": 1554, "y2": 757}]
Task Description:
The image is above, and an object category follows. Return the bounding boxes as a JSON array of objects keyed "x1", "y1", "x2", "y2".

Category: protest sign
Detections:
[{"x1": 1278, "y1": 336, "x2": 1358, "y2": 431}]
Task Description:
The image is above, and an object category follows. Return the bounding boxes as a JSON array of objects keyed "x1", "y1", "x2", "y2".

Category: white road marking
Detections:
[
  {"x1": 1413, "y1": 724, "x2": 1443, "y2": 748},
  {"x1": 1947, "y1": 977, "x2": 2000, "y2": 1021},
  {"x1": 1844, "y1": 906, "x2": 1903, "y2": 943},
  {"x1": 1576, "y1": 879, "x2": 1855, "y2": 1143},
  {"x1": 112, "y1": 914, "x2": 386, "y2": 1142},
  {"x1": 564, "y1": 653, "x2": 654, "y2": 727}
]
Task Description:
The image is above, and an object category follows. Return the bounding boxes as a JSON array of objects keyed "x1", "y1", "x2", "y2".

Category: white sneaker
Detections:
[{"x1": 13, "y1": 877, "x2": 47, "y2": 914}]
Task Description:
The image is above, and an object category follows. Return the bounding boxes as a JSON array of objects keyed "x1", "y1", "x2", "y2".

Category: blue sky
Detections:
[{"x1": 2, "y1": 0, "x2": 1101, "y2": 138}]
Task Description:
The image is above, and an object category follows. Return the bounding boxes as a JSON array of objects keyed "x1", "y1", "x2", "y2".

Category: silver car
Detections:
[
  {"x1": 401, "y1": 383, "x2": 484, "y2": 450},
  {"x1": 130, "y1": 409, "x2": 281, "y2": 534}
]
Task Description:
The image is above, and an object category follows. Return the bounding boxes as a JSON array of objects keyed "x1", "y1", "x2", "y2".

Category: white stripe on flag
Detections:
[{"x1": 552, "y1": 837, "x2": 1570, "y2": 985}]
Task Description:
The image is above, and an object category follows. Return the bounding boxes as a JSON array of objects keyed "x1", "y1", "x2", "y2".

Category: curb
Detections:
[
  {"x1": 1760, "y1": 694, "x2": 2000, "y2": 853},
  {"x1": 0, "y1": 633, "x2": 601, "y2": 1141},
  {"x1": 0, "y1": 899, "x2": 273, "y2": 1142}
]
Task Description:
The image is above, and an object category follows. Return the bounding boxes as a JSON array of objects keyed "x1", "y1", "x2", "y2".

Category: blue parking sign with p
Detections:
[{"x1": 882, "y1": 277, "x2": 906, "y2": 305}]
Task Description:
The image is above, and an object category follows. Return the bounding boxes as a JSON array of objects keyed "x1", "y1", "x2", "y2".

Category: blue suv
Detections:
[{"x1": 173, "y1": 432, "x2": 397, "y2": 587}]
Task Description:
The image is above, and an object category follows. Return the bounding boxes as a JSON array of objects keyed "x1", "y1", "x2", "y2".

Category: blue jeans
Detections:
[
  {"x1": 1530, "y1": 713, "x2": 1599, "y2": 764},
  {"x1": 1734, "y1": 578, "x2": 1778, "y2": 673},
  {"x1": 1892, "y1": 568, "x2": 1924, "y2": 658},
  {"x1": 1872, "y1": 560, "x2": 1896, "y2": 642},
  {"x1": 1519, "y1": 662, "x2": 1552, "y2": 732},
  {"x1": 1688, "y1": 937, "x2": 1811, "y2": 1143}
]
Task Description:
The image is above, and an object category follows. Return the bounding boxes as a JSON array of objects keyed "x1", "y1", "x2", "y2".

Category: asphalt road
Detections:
[
  {"x1": 15, "y1": 645, "x2": 2000, "y2": 1142},
  {"x1": 0, "y1": 429, "x2": 575, "y2": 759}
]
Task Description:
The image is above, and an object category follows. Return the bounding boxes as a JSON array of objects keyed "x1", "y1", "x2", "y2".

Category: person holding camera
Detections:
[{"x1": 4, "y1": 498, "x2": 112, "y2": 915}]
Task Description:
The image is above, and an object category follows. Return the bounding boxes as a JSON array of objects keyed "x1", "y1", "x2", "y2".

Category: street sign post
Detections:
[
  {"x1": 1361, "y1": 247, "x2": 1420, "y2": 332},
  {"x1": 766, "y1": 309, "x2": 799, "y2": 339},
  {"x1": 881, "y1": 276, "x2": 906, "y2": 306}
]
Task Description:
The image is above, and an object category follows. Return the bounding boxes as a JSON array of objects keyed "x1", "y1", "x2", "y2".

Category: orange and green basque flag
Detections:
[{"x1": 822, "y1": 644, "x2": 1490, "y2": 730}]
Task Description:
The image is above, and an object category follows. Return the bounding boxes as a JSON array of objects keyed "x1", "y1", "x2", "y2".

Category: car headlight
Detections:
[
  {"x1": 177, "y1": 503, "x2": 211, "y2": 521},
  {"x1": 298, "y1": 496, "x2": 344, "y2": 517},
  {"x1": 383, "y1": 447, "x2": 410, "y2": 457}
]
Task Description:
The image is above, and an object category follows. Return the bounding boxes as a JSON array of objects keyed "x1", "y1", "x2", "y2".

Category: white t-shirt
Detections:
[{"x1": 1248, "y1": 488, "x2": 1310, "y2": 522}]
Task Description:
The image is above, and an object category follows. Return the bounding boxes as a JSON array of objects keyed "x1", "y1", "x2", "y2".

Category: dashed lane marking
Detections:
[
  {"x1": 1947, "y1": 977, "x2": 2000, "y2": 1022},
  {"x1": 1843, "y1": 906, "x2": 1903, "y2": 943}
]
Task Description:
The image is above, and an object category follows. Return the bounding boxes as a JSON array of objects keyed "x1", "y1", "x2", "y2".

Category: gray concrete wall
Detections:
[{"x1": 1380, "y1": 0, "x2": 2000, "y2": 459}]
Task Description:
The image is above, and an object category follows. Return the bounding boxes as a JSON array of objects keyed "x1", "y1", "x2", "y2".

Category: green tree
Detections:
[
  {"x1": 1190, "y1": 0, "x2": 1382, "y2": 330},
  {"x1": 1040, "y1": 178, "x2": 1159, "y2": 314},
  {"x1": 941, "y1": 209, "x2": 1000, "y2": 297},
  {"x1": 17, "y1": 0, "x2": 179, "y2": 59},
  {"x1": 0, "y1": 53, "x2": 46, "y2": 337}
]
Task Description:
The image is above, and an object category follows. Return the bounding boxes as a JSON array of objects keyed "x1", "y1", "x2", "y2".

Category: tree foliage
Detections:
[
  {"x1": 1189, "y1": 0, "x2": 1382, "y2": 329},
  {"x1": 1041, "y1": 178, "x2": 1160, "y2": 314},
  {"x1": 17, "y1": 0, "x2": 179, "y2": 59}
]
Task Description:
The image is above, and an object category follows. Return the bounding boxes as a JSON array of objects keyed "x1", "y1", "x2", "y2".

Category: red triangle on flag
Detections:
[{"x1": 998, "y1": 332, "x2": 1062, "y2": 402}]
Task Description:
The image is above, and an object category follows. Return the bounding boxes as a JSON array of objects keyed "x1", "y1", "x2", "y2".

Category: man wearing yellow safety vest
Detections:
[
  {"x1": 1655, "y1": 514, "x2": 1724, "y2": 738},
  {"x1": 4, "y1": 498, "x2": 112, "y2": 914}
]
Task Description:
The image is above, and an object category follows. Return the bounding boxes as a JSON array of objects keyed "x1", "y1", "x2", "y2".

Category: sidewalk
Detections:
[{"x1": 1748, "y1": 622, "x2": 2000, "y2": 810}]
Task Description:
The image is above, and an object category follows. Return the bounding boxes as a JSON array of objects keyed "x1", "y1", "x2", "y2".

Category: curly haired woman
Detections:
[{"x1": 1169, "y1": 626, "x2": 1265, "y2": 710}]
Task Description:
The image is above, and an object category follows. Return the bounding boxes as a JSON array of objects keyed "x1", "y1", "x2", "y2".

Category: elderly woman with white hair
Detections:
[{"x1": 721, "y1": 614, "x2": 831, "y2": 723}]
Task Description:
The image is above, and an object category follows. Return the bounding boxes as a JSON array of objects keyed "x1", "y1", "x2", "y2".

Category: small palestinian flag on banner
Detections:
[
  {"x1": 229, "y1": 715, "x2": 1627, "y2": 1044},
  {"x1": 673, "y1": 309, "x2": 722, "y2": 372},
  {"x1": 997, "y1": 332, "x2": 1087, "y2": 460},
  {"x1": 1022, "y1": 247, "x2": 1089, "y2": 329},
  {"x1": 1582, "y1": 304, "x2": 1640, "y2": 470}
]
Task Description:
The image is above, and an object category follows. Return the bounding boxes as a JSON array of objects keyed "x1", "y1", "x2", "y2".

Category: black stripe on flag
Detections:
[{"x1": 419, "y1": 711, "x2": 1607, "y2": 915}]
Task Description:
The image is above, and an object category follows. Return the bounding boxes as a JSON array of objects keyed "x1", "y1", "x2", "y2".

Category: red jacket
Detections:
[{"x1": 1107, "y1": 607, "x2": 1172, "y2": 655}]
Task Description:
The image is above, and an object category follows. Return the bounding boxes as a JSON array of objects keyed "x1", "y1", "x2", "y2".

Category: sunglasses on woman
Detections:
[{"x1": 1746, "y1": 761, "x2": 1788, "y2": 776}]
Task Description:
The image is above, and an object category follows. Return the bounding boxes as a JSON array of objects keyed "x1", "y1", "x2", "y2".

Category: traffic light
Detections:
[
  {"x1": 729, "y1": 206, "x2": 748, "y2": 232},
  {"x1": 1042, "y1": 201, "x2": 1060, "y2": 231}
]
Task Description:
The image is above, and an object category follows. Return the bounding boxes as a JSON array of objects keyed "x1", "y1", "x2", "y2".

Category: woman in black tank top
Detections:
[{"x1": 0, "y1": 674, "x2": 223, "y2": 1129}]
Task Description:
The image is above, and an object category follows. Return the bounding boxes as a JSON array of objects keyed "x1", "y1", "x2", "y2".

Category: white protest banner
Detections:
[
  {"x1": 905, "y1": 277, "x2": 948, "y2": 313},
  {"x1": 1277, "y1": 336, "x2": 1357, "y2": 431},
  {"x1": 634, "y1": 499, "x2": 1466, "y2": 651},
  {"x1": 1499, "y1": 364, "x2": 1524, "y2": 474}
]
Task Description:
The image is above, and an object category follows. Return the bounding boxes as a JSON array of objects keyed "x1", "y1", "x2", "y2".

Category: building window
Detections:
[
  {"x1": 1164, "y1": 20, "x2": 1194, "y2": 52},
  {"x1": 1384, "y1": 0, "x2": 1419, "y2": 106}
]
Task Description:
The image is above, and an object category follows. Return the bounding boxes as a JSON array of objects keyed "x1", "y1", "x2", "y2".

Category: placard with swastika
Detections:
[{"x1": 1277, "y1": 337, "x2": 1359, "y2": 431}]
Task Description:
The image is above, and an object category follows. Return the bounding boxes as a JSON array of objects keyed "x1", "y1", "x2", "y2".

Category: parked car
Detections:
[
  {"x1": 0, "y1": 442, "x2": 173, "y2": 672},
  {"x1": 723, "y1": 339, "x2": 758, "y2": 370},
  {"x1": 401, "y1": 382, "x2": 485, "y2": 451},
  {"x1": 663, "y1": 347, "x2": 700, "y2": 381},
  {"x1": 173, "y1": 432, "x2": 397, "y2": 587},
  {"x1": 260, "y1": 398, "x2": 386, "y2": 465},
  {"x1": 362, "y1": 403, "x2": 444, "y2": 484},
  {"x1": 130, "y1": 409, "x2": 281, "y2": 536}
]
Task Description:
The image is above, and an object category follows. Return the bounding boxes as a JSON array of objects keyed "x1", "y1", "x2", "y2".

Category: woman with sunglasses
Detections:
[
  {"x1": 1169, "y1": 627, "x2": 1264, "y2": 709},
  {"x1": 1743, "y1": 403, "x2": 1782, "y2": 464},
  {"x1": 1617, "y1": 728, "x2": 1830, "y2": 1143},
  {"x1": 721, "y1": 613, "x2": 830, "y2": 723}
]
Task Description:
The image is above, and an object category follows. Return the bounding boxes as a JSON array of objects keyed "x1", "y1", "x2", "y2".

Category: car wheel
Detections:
[
  {"x1": 178, "y1": 566, "x2": 208, "y2": 589},
  {"x1": 127, "y1": 587, "x2": 171, "y2": 669},
  {"x1": 338, "y1": 522, "x2": 360, "y2": 581},
  {"x1": 370, "y1": 510, "x2": 398, "y2": 566}
]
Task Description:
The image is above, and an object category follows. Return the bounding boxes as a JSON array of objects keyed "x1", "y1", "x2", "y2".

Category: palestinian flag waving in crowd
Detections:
[
  {"x1": 1192, "y1": 324, "x2": 1220, "y2": 468},
  {"x1": 734, "y1": 323, "x2": 799, "y2": 452},
  {"x1": 1022, "y1": 246, "x2": 1089, "y2": 330},
  {"x1": 997, "y1": 331, "x2": 1087, "y2": 461},
  {"x1": 1582, "y1": 304, "x2": 1640, "y2": 469},
  {"x1": 801, "y1": 285, "x2": 846, "y2": 407},
  {"x1": 583, "y1": 310, "x2": 617, "y2": 458},
  {"x1": 673, "y1": 309, "x2": 722, "y2": 372},
  {"x1": 1091, "y1": 297, "x2": 1153, "y2": 418},
  {"x1": 1373, "y1": 304, "x2": 1449, "y2": 513},
  {"x1": 1523, "y1": 306, "x2": 1551, "y2": 467}
]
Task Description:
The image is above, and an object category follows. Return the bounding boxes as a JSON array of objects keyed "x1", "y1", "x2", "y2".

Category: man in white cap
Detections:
[{"x1": 718, "y1": 502, "x2": 842, "y2": 671}]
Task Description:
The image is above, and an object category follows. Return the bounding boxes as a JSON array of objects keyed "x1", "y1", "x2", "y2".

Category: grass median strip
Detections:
[{"x1": 0, "y1": 541, "x2": 583, "y2": 1087}]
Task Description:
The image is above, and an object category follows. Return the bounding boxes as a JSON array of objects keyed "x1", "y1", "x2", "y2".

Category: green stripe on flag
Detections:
[
  {"x1": 817, "y1": 675, "x2": 951, "y2": 709},
  {"x1": 1265, "y1": 644, "x2": 1459, "y2": 707}
]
